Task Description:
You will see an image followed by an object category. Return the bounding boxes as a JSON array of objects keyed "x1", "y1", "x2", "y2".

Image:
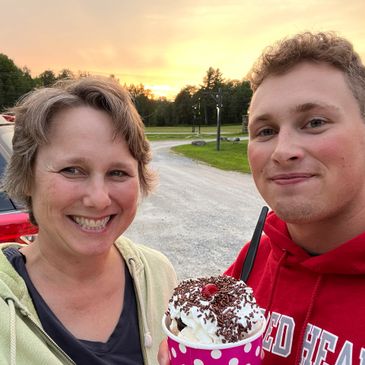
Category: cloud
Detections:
[{"x1": 0, "y1": 0, "x2": 364, "y2": 97}]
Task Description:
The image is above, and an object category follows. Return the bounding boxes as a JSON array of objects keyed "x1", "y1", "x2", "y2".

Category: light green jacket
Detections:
[{"x1": 0, "y1": 236, "x2": 177, "y2": 365}]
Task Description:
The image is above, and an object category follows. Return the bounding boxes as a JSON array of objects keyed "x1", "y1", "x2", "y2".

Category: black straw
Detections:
[{"x1": 240, "y1": 206, "x2": 269, "y2": 282}]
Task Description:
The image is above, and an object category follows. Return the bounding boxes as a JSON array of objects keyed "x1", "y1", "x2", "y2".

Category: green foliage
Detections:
[
  {"x1": 172, "y1": 140, "x2": 251, "y2": 173},
  {"x1": 127, "y1": 67, "x2": 252, "y2": 128},
  {"x1": 173, "y1": 86, "x2": 195, "y2": 125},
  {"x1": 221, "y1": 80, "x2": 252, "y2": 125},
  {"x1": 0, "y1": 54, "x2": 35, "y2": 111},
  {"x1": 35, "y1": 70, "x2": 57, "y2": 87},
  {"x1": 127, "y1": 84, "x2": 156, "y2": 126},
  {"x1": 202, "y1": 67, "x2": 224, "y2": 90},
  {"x1": 0, "y1": 53, "x2": 253, "y2": 127},
  {"x1": 57, "y1": 68, "x2": 75, "y2": 80},
  {"x1": 35, "y1": 68, "x2": 77, "y2": 87},
  {"x1": 153, "y1": 99, "x2": 173, "y2": 126},
  {"x1": 170, "y1": 68, "x2": 252, "y2": 127}
]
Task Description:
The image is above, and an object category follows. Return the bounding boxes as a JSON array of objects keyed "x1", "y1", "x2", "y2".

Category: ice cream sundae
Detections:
[{"x1": 165, "y1": 275, "x2": 264, "y2": 345}]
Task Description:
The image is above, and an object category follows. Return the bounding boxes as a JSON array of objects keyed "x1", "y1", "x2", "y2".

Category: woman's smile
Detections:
[{"x1": 70, "y1": 215, "x2": 113, "y2": 232}]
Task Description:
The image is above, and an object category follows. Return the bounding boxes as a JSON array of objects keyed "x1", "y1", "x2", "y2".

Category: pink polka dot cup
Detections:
[{"x1": 162, "y1": 314, "x2": 266, "y2": 365}]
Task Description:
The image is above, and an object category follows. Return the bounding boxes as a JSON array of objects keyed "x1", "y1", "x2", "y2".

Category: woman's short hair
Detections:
[
  {"x1": 248, "y1": 31, "x2": 365, "y2": 118},
  {"x1": 1, "y1": 76, "x2": 155, "y2": 225}
]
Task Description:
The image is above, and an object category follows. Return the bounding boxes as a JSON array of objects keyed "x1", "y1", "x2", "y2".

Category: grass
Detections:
[
  {"x1": 146, "y1": 133, "x2": 202, "y2": 141},
  {"x1": 171, "y1": 140, "x2": 251, "y2": 173},
  {"x1": 144, "y1": 125, "x2": 250, "y2": 173},
  {"x1": 146, "y1": 133, "x2": 244, "y2": 141},
  {"x1": 145, "y1": 124, "x2": 244, "y2": 133},
  {"x1": 145, "y1": 124, "x2": 246, "y2": 141}
]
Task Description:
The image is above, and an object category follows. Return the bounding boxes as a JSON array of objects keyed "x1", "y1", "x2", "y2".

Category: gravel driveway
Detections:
[{"x1": 124, "y1": 140, "x2": 267, "y2": 280}]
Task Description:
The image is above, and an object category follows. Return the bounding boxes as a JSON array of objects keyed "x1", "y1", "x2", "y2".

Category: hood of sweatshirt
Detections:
[
  {"x1": 263, "y1": 211, "x2": 365, "y2": 275},
  {"x1": 0, "y1": 238, "x2": 176, "y2": 365},
  {"x1": 0, "y1": 244, "x2": 75, "y2": 365}
]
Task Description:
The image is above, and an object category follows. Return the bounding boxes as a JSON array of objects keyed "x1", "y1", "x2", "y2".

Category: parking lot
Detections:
[{"x1": 125, "y1": 140, "x2": 266, "y2": 280}]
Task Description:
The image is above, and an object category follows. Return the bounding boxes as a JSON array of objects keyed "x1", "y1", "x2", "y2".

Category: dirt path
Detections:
[{"x1": 124, "y1": 140, "x2": 266, "y2": 280}]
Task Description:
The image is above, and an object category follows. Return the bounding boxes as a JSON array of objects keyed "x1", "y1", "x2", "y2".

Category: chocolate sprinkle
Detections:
[{"x1": 166, "y1": 275, "x2": 263, "y2": 343}]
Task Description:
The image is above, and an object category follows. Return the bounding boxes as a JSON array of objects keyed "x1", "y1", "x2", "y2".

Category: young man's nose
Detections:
[{"x1": 271, "y1": 131, "x2": 303, "y2": 164}]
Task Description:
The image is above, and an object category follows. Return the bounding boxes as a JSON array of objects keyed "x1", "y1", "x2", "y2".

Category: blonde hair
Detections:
[{"x1": 248, "y1": 31, "x2": 365, "y2": 118}]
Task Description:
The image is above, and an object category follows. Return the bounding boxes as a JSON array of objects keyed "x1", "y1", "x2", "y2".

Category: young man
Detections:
[
  {"x1": 159, "y1": 31, "x2": 365, "y2": 365},
  {"x1": 225, "y1": 32, "x2": 365, "y2": 364}
]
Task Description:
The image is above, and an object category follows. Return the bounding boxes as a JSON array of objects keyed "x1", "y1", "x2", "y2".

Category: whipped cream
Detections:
[{"x1": 166, "y1": 275, "x2": 265, "y2": 344}]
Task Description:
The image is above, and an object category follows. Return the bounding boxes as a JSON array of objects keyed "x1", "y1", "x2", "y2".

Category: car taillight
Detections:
[
  {"x1": 0, "y1": 212, "x2": 38, "y2": 244},
  {"x1": 1, "y1": 114, "x2": 15, "y2": 122}
]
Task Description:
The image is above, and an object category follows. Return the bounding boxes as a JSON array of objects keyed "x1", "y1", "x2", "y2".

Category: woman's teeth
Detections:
[{"x1": 72, "y1": 216, "x2": 110, "y2": 230}]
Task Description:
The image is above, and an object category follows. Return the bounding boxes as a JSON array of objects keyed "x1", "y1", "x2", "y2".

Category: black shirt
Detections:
[{"x1": 4, "y1": 247, "x2": 144, "y2": 365}]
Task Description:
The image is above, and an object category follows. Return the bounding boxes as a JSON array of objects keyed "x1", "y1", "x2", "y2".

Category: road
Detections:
[{"x1": 124, "y1": 140, "x2": 266, "y2": 280}]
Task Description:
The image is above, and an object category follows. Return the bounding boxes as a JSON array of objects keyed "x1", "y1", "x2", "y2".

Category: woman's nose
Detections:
[{"x1": 83, "y1": 178, "x2": 112, "y2": 209}]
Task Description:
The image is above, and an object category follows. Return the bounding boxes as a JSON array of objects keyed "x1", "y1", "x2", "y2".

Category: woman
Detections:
[{"x1": 0, "y1": 77, "x2": 177, "y2": 364}]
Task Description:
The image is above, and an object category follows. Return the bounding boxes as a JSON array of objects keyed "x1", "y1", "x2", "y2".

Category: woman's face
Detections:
[{"x1": 30, "y1": 106, "x2": 140, "y2": 258}]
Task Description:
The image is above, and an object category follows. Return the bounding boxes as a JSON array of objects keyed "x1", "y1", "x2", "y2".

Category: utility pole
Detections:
[
  {"x1": 192, "y1": 98, "x2": 201, "y2": 134},
  {"x1": 212, "y1": 88, "x2": 223, "y2": 151},
  {"x1": 202, "y1": 88, "x2": 224, "y2": 151}
]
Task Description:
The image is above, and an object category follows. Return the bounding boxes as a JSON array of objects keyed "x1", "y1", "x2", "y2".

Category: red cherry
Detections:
[{"x1": 201, "y1": 283, "x2": 219, "y2": 298}]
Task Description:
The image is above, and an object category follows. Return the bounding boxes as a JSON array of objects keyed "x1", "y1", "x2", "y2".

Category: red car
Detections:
[{"x1": 0, "y1": 115, "x2": 38, "y2": 243}]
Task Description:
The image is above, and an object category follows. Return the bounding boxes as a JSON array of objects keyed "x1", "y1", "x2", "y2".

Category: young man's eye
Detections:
[
  {"x1": 305, "y1": 118, "x2": 327, "y2": 129},
  {"x1": 257, "y1": 128, "x2": 276, "y2": 137}
]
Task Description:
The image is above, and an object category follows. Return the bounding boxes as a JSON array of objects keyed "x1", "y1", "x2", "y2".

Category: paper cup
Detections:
[{"x1": 162, "y1": 314, "x2": 266, "y2": 365}]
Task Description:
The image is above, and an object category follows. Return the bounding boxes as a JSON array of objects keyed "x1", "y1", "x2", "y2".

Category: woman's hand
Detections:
[{"x1": 157, "y1": 339, "x2": 170, "y2": 365}]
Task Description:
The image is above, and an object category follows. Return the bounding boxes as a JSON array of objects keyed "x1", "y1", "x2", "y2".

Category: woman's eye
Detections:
[
  {"x1": 110, "y1": 170, "x2": 128, "y2": 178},
  {"x1": 60, "y1": 167, "x2": 82, "y2": 175}
]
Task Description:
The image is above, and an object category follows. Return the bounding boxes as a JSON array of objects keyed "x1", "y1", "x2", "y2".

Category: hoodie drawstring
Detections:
[
  {"x1": 294, "y1": 274, "x2": 322, "y2": 365},
  {"x1": 4, "y1": 297, "x2": 75, "y2": 364},
  {"x1": 128, "y1": 258, "x2": 153, "y2": 348},
  {"x1": 6, "y1": 298, "x2": 16, "y2": 365},
  {"x1": 265, "y1": 250, "x2": 288, "y2": 319}
]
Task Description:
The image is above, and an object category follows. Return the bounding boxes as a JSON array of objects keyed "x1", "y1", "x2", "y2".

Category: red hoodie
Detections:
[{"x1": 225, "y1": 211, "x2": 365, "y2": 365}]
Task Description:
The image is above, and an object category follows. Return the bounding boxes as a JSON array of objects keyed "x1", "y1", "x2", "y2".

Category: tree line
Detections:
[{"x1": 0, "y1": 53, "x2": 252, "y2": 126}]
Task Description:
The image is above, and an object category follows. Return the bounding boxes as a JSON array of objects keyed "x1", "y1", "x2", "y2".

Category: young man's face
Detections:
[{"x1": 248, "y1": 61, "x2": 365, "y2": 225}]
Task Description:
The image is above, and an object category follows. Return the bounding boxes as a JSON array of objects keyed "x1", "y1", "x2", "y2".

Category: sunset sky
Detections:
[{"x1": 1, "y1": 0, "x2": 365, "y2": 99}]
